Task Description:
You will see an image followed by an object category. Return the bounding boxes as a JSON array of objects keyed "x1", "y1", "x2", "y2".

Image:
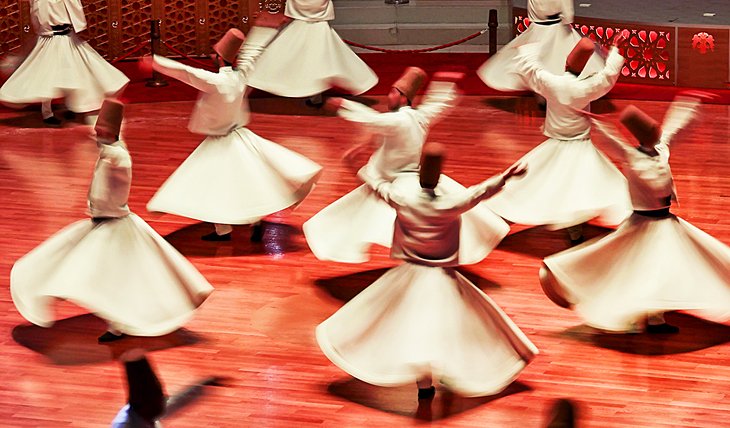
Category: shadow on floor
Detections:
[
  {"x1": 162, "y1": 221, "x2": 305, "y2": 258},
  {"x1": 314, "y1": 266, "x2": 502, "y2": 304},
  {"x1": 327, "y1": 378, "x2": 532, "y2": 421},
  {"x1": 498, "y1": 224, "x2": 614, "y2": 259},
  {"x1": 12, "y1": 313, "x2": 204, "y2": 365},
  {"x1": 557, "y1": 312, "x2": 730, "y2": 355}
]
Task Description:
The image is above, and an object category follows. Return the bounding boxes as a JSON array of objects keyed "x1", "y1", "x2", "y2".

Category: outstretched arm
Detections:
[
  {"x1": 590, "y1": 117, "x2": 635, "y2": 162},
  {"x1": 659, "y1": 94, "x2": 704, "y2": 147},
  {"x1": 517, "y1": 35, "x2": 625, "y2": 106},
  {"x1": 448, "y1": 162, "x2": 528, "y2": 213},
  {"x1": 413, "y1": 73, "x2": 461, "y2": 126},
  {"x1": 236, "y1": 13, "x2": 291, "y2": 79},
  {"x1": 334, "y1": 99, "x2": 403, "y2": 134},
  {"x1": 560, "y1": 46, "x2": 624, "y2": 106},
  {"x1": 357, "y1": 165, "x2": 406, "y2": 208},
  {"x1": 148, "y1": 55, "x2": 222, "y2": 93}
]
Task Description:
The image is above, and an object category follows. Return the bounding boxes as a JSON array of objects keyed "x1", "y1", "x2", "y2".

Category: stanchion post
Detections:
[
  {"x1": 146, "y1": 19, "x2": 168, "y2": 87},
  {"x1": 488, "y1": 9, "x2": 498, "y2": 55}
]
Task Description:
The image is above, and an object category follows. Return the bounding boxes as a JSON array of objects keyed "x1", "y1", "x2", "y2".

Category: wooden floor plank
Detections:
[{"x1": 0, "y1": 95, "x2": 729, "y2": 426}]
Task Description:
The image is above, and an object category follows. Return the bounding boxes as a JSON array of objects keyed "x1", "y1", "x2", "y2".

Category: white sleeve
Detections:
[
  {"x1": 518, "y1": 44, "x2": 623, "y2": 107},
  {"x1": 659, "y1": 95, "x2": 701, "y2": 148},
  {"x1": 556, "y1": 47, "x2": 624, "y2": 106},
  {"x1": 413, "y1": 80, "x2": 459, "y2": 127},
  {"x1": 152, "y1": 55, "x2": 222, "y2": 93},
  {"x1": 337, "y1": 100, "x2": 402, "y2": 134},
  {"x1": 236, "y1": 26, "x2": 279, "y2": 80}
]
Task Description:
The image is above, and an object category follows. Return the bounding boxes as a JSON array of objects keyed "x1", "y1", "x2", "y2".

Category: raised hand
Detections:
[{"x1": 504, "y1": 161, "x2": 528, "y2": 180}]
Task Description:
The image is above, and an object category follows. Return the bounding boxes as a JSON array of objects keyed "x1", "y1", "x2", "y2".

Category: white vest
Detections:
[
  {"x1": 285, "y1": 0, "x2": 335, "y2": 21},
  {"x1": 31, "y1": 0, "x2": 87, "y2": 36}
]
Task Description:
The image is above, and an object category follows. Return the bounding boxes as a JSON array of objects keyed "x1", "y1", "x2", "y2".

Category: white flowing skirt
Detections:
[
  {"x1": 247, "y1": 20, "x2": 378, "y2": 97},
  {"x1": 477, "y1": 23, "x2": 604, "y2": 91},
  {"x1": 0, "y1": 34, "x2": 129, "y2": 112},
  {"x1": 485, "y1": 138, "x2": 631, "y2": 228},
  {"x1": 541, "y1": 213, "x2": 730, "y2": 332},
  {"x1": 10, "y1": 214, "x2": 214, "y2": 336},
  {"x1": 303, "y1": 173, "x2": 510, "y2": 264},
  {"x1": 147, "y1": 127, "x2": 322, "y2": 224},
  {"x1": 316, "y1": 263, "x2": 537, "y2": 397}
]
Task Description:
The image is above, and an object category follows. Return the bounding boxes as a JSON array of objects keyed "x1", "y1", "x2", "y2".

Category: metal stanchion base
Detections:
[{"x1": 385, "y1": 0, "x2": 409, "y2": 4}]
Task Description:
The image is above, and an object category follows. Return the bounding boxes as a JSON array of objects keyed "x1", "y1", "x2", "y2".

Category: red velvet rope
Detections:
[
  {"x1": 110, "y1": 40, "x2": 149, "y2": 64},
  {"x1": 161, "y1": 40, "x2": 215, "y2": 69},
  {"x1": 344, "y1": 29, "x2": 487, "y2": 53},
  {"x1": 110, "y1": 26, "x2": 487, "y2": 68}
]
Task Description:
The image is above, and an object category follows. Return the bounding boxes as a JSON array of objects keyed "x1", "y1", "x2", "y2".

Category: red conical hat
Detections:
[
  {"x1": 95, "y1": 98, "x2": 124, "y2": 137},
  {"x1": 213, "y1": 28, "x2": 245, "y2": 64},
  {"x1": 566, "y1": 38, "x2": 595, "y2": 75},
  {"x1": 419, "y1": 142, "x2": 445, "y2": 189},
  {"x1": 392, "y1": 67, "x2": 427, "y2": 102},
  {"x1": 620, "y1": 105, "x2": 662, "y2": 148}
]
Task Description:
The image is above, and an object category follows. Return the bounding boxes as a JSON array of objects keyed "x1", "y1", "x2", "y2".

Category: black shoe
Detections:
[
  {"x1": 63, "y1": 110, "x2": 76, "y2": 120},
  {"x1": 417, "y1": 386, "x2": 435, "y2": 400},
  {"x1": 305, "y1": 95, "x2": 324, "y2": 108},
  {"x1": 646, "y1": 323, "x2": 679, "y2": 334},
  {"x1": 43, "y1": 116, "x2": 62, "y2": 127},
  {"x1": 250, "y1": 224, "x2": 264, "y2": 242},
  {"x1": 98, "y1": 331, "x2": 125, "y2": 343},
  {"x1": 201, "y1": 231, "x2": 231, "y2": 242},
  {"x1": 569, "y1": 235, "x2": 585, "y2": 246}
]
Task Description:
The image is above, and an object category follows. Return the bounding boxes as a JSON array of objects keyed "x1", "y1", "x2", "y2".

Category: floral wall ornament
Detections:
[
  {"x1": 259, "y1": 0, "x2": 284, "y2": 14},
  {"x1": 692, "y1": 32, "x2": 715, "y2": 54}
]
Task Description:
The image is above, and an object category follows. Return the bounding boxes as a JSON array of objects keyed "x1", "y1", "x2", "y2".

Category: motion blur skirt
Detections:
[
  {"x1": 147, "y1": 127, "x2": 322, "y2": 224},
  {"x1": 0, "y1": 33, "x2": 129, "y2": 112},
  {"x1": 11, "y1": 214, "x2": 213, "y2": 336},
  {"x1": 317, "y1": 263, "x2": 537, "y2": 397},
  {"x1": 485, "y1": 138, "x2": 631, "y2": 229},
  {"x1": 541, "y1": 213, "x2": 730, "y2": 331},
  {"x1": 247, "y1": 19, "x2": 378, "y2": 97}
]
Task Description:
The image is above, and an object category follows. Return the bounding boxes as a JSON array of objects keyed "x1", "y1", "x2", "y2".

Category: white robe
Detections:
[
  {"x1": 303, "y1": 81, "x2": 509, "y2": 264},
  {"x1": 478, "y1": 0, "x2": 603, "y2": 91},
  {"x1": 10, "y1": 141, "x2": 214, "y2": 336},
  {"x1": 541, "y1": 103, "x2": 730, "y2": 331},
  {"x1": 484, "y1": 45, "x2": 631, "y2": 228},
  {"x1": 0, "y1": 0, "x2": 128, "y2": 112},
  {"x1": 316, "y1": 171, "x2": 538, "y2": 397},
  {"x1": 146, "y1": 27, "x2": 322, "y2": 224},
  {"x1": 246, "y1": 0, "x2": 377, "y2": 97}
]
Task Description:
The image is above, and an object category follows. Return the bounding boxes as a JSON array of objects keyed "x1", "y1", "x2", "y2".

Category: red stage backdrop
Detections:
[{"x1": 0, "y1": 0, "x2": 286, "y2": 60}]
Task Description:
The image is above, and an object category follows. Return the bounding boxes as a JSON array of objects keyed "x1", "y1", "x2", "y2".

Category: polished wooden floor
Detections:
[{"x1": 1, "y1": 95, "x2": 730, "y2": 427}]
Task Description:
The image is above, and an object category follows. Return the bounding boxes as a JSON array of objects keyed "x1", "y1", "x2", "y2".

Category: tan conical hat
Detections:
[
  {"x1": 392, "y1": 67, "x2": 428, "y2": 102},
  {"x1": 213, "y1": 28, "x2": 245, "y2": 64}
]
